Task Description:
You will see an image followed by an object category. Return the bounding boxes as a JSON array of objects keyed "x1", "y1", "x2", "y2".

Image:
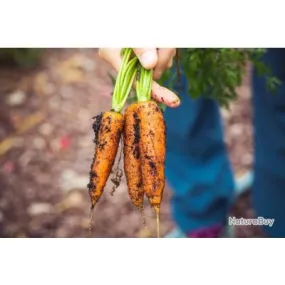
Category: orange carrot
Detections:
[
  {"x1": 123, "y1": 103, "x2": 144, "y2": 211},
  {"x1": 87, "y1": 49, "x2": 138, "y2": 210},
  {"x1": 137, "y1": 100, "x2": 166, "y2": 217},
  {"x1": 132, "y1": 65, "x2": 166, "y2": 238},
  {"x1": 88, "y1": 111, "x2": 124, "y2": 208}
]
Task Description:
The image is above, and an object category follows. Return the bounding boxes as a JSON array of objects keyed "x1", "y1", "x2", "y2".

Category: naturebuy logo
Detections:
[{"x1": 228, "y1": 217, "x2": 275, "y2": 227}]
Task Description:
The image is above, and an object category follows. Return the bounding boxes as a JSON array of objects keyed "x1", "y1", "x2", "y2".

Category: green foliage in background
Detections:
[
  {"x1": 0, "y1": 48, "x2": 43, "y2": 68},
  {"x1": 158, "y1": 48, "x2": 281, "y2": 109},
  {"x1": 4, "y1": 48, "x2": 279, "y2": 110}
]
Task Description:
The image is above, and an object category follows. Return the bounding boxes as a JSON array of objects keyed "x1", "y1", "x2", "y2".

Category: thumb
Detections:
[
  {"x1": 98, "y1": 48, "x2": 122, "y2": 72},
  {"x1": 133, "y1": 48, "x2": 158, "y2": 69}
]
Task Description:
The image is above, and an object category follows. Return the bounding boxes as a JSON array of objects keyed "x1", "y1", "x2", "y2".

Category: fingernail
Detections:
[
  {"x1": 140, "y1": 51, "x2": 157, "y2": 69},
  {"x1": 170, "y1": 98, "x2": 180, "y2": 107}
]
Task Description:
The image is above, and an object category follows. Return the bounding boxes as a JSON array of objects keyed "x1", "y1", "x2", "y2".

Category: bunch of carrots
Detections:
[{"x1": 87, "y1": 48, "x2": 166, "y2": 238}]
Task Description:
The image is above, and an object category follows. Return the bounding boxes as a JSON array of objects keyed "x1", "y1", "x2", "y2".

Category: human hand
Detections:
[{"x1": 98, "y1": 48, "x2": 180, "y2": 108}]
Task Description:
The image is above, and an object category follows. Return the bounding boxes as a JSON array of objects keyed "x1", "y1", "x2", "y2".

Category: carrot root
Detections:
[
  {"x1": 156, "y1": 212, "x2": 160, "y2": 238},
  {"x1": 110, "y1": 142, "x2": 124, "y2": 196},
  {"x1": 88, "y1": 207, "x2": 95, "y2": 238},
  {"x1": 137, "y1": 101, "x2": 166, "y2": 214},
  {"x1": 88, "y1": 111, "x2": 124, "y2": 208},
  {"x1": 123, "y1": 104, "x2": 144, "y2": 210}
]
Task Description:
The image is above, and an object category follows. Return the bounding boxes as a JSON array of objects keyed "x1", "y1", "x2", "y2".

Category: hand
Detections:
[{"x1": 98, "y1": 48, "x2": 180, "y2": 108}]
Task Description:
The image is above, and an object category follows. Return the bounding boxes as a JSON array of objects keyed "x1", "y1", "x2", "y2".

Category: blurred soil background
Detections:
[{"x1": 0, "y1": 48, "x2": 264, "y2": 238}]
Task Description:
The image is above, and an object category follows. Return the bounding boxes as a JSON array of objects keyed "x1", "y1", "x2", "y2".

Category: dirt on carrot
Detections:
[
  {"x1": 123, "y1": 104, "x2": 144, "y2": 210},
  {"x1": 138, "y1": 101, "x2": 166, "y2": 214},
  {"x1": 88, "y1": 111, "x2": 124, "y2": 208},
  {"x1": 137, "y1": 100, "x2": 166, "y2": 237},
  {"x1": 123, "y1": 103, "x2": 148, "y2": 232},
  {"x1": 109, "y1": 144, "x2": 124, "y2": 196}
]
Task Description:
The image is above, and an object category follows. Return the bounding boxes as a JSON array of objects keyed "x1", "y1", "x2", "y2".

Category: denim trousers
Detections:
[{"x1": 164, "y1": 49, "x2": 285, "y2": 237}]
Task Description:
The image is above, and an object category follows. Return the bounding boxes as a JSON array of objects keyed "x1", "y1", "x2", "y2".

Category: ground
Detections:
[{"x1": 0, "y1": 49, "x2": 264, "y2": 238}]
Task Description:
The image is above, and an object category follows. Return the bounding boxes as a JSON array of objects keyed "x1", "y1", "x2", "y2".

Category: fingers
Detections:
[
  {"x1": 98, "y1": 48, "x2": 180, "y2": 108},
  {"x1": 151, "y1": 81, "x2": 180, "y2": 107},
  {"x1": 153, "y1": 48, "x2": 176, "y2": 80},
  {"x1": 131, "y1": 79, "x2": 180, "y2": 108},
  {"x1": 133, "y1": 48, "x2": 158, "y2": 69},
  {"x1": 133, "y1": 48, "x2": 179, "y2": 107},
  {"x1": 98, "y1": 48, "x2": 122, "y2": 72},
  {"x1": 99, "y1": 48, "x2": 158, "y2": 72}
]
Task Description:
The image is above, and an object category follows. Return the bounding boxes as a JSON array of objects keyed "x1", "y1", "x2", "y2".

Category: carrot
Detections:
[
  {"x1": 88, "y1": 48, "x2": 167, "y2": 238},
  {"x1": 123, "y1": 103, "x2": 144, "y2": 211},
  {"x1": 137, "y1": 100, "x2": 166, "y2": 217},
  {"x1": 125, "y1": 65, "x2": 166, "y2": 238},
  {"x1": 124, "y1": 99, "x2": 165, "y2": 214},
  {"x1": 88, "y1": 111, "x2": 124, "y2": 208},
  {"x1": 88, "y1": 49, "x2": 139, "y2": 236}
]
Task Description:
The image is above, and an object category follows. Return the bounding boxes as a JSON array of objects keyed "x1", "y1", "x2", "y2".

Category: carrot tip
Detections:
[
  {"x1": 152, "y1": 204, "x2": 160, "y2": 215},
  {"x1": 88, "y1": 207, "x2": 95, "y2": 238},
  {"x1": 156, "y1": 212, "x2": 160, "y2": 238}
]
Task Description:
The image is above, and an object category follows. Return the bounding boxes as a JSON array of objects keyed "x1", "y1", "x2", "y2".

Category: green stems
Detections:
[
  {"x1": 112, "y1": 49, "x2": 138, "y2": 112},
  {"x1": 111, "y1": 48, "x2": 154, "y2": 111},
  {"x1": 136, "y1": 66, "x2": 153, "y2": 102}
]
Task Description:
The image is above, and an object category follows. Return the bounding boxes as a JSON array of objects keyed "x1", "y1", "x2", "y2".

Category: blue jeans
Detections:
[{"x1": 164, "y1": 48, "x2": 285, "y2": 237}]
